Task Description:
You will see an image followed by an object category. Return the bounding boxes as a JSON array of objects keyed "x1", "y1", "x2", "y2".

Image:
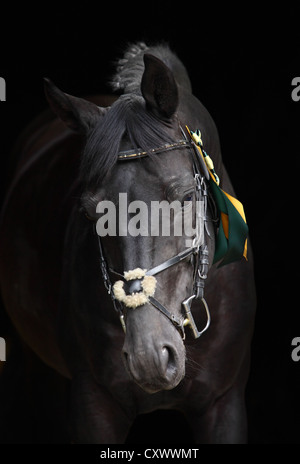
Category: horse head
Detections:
[{"x1": 44, "y1": 51, "x2": 216, "y2": 393}]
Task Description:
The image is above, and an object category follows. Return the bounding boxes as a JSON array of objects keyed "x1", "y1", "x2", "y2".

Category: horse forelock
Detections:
[{"x1": 80, "y1": 94, "x2": 175, "y2": 186}]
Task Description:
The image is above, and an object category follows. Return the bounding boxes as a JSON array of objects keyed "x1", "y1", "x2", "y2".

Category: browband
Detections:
[{"x1": 117, "y1": 140, "x2": 191, "y2": 160}]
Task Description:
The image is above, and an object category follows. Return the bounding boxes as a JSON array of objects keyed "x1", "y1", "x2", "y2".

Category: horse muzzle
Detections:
[{"x1": 122, "y1": 305, "x2": 186, "y2": 393}]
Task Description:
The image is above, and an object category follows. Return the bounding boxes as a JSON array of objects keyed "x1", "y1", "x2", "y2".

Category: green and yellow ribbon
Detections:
[{"x1": 186, "y1": 126, "x2": 248, "y2": 267}]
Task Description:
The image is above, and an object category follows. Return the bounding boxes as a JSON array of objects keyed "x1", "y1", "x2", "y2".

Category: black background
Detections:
[{"x1": 0, "y1": 5, "x2": 299, "y2": 444}]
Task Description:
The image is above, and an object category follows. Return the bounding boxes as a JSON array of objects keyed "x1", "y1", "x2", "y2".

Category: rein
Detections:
[{"x1": 95, "y1": 129, "x2": 214, "y2": 340}]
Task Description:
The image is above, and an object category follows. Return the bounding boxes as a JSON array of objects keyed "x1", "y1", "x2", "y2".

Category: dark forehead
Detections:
[{"x1": 100, "y1": 147, "x2": 195, "y2": 196}]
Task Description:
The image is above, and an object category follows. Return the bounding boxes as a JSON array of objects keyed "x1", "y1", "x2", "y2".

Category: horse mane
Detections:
[
  {"x1": 80, "y1": 42, "x2": 192, "y2": 186},
  {"x1": 110, "y1": 42, "x2": 192, "y2": 94}
]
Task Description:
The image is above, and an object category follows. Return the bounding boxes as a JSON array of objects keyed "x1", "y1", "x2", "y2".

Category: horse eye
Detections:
[
  {"x1": 84, "y1": 212, "x2": 96, "y2": 222},
  {"x1": 181, "y1": 193, "x2": 193, "y2": 208},
  {"x1": 79, "y1": 206, "x2": 96, "y2": 222}
]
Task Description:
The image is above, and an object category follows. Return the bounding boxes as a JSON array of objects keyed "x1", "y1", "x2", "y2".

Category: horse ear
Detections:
[
  {"x1": 141, "y1": 54, "x2": 178, "y2": 119},
  {"x1": 44, "y1": 78, "x2": 104, "y2": 133}
]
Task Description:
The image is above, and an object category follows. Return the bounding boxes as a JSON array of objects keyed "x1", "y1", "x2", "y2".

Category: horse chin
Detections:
[{"x1": 137, "y1": 375, "x2": 185, "y2": 394}]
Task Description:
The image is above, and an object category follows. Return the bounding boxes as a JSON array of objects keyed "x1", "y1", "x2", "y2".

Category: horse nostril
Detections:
[
  {"x1": 161, "y1": 345, "x2": 177, "y2": 375},
  {"x1": 122, "y1": 350, "x2": 129, "y2": 369}
]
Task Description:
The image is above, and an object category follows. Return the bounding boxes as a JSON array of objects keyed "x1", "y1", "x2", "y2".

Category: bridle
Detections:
[{"x1": 95, "y1": 128, "x2": 217, "y2": 340}]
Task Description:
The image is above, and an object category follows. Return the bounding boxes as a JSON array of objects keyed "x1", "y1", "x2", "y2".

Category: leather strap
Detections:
[
  {"x1": 148, "y1": 296, "x2": 185, "y2": 339},
  {"x1": 145, "y1": 246, "x2": 197, "y2": 277},
  {"x1": 118, "y1": 140, "x2": 191, "y2": 160}
]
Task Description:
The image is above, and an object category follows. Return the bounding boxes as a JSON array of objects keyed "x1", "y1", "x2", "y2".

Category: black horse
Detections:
[{"x1": 0, "y1": 43, "x2": 256, "y2": 443}]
